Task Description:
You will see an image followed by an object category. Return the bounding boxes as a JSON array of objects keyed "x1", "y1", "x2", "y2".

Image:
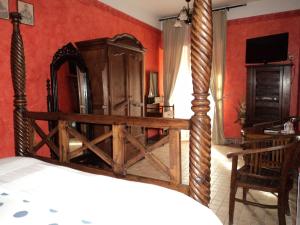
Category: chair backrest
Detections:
[
  {"x1": 146, "y1": 103, "x2": 161, "y2": 113},
  {"x1": 145, "y1": 104, "x2": 174, "y2": 118},
  {"x1": 243, "y1": 137, "x2": 297, "y2": 179}
]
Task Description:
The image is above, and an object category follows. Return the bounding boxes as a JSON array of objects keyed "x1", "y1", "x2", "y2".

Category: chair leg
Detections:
[
  {"x1": 145, "y1": 128, "x2": 149, "y2": 144},
  {"x1": 243, "y1": 188, "x2": 248, "y2": 202},
  {"x1": 229, "y1": 187, "x2": 237, "y2": 225},
  {"x1": 278, "y1": 193, "x2": 286, "y2": 225},
  {"x1": 284, "y1": 191, "x2": 290, "y2": 216}
]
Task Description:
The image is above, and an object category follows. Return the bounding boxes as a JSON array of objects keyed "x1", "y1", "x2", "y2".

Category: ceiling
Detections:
[
  {"x1": 100, "y1": 0, "x2": 261, "y2": 27},
  {"x1": 213, "y1": 0, "x2": 260, "y2": 8}
]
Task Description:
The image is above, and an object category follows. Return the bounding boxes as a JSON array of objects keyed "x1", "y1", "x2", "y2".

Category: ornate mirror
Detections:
[
  {"x1": 48, "y1": 43, "x2": 92, "y2": 141},
  {"x1": 147, "y1": 71, "x2": 159, "y2": 104},
  {"x1": 49, "y1": 43, "x2": 91, "y2": 113}
]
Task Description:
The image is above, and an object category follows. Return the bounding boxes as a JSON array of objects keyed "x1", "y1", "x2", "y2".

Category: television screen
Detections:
[{"x1": 245, "y1": 33, "x2": 289, "y2": 64}]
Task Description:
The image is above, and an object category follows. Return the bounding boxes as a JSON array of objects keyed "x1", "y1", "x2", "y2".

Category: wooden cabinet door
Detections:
[
  {"x1": 108, "y1": 46, "x2": 128, "y2": 116},
  {"x1": 128, "y1": 51, "x2": 144, "y2": 117},
  {"x1": 253, "y1": 67, "x2": 282, "y2": 122},
  {"x1": 246, "y1": 65, "x2": 291, "y2": 125},
  {"x1": 127, "y1": 51, "x2": 144, "y2": 136},
  {"x1": 79, "y1": 47, "x2": 111, "y2": 155},
  {"x1": 79, "y1": 48, "x2": 109, "y2": 116}
]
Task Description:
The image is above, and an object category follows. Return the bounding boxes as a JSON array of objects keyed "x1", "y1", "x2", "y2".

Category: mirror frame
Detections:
[{"x1": 49, "y1": 42, "x2": 92, "y2": 114}]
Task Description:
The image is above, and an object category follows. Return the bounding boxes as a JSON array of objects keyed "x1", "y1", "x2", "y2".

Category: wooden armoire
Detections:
[
  {"x1": 76, "y1": 34, "x2": 145, "y2": 150},
  {"x1": 246, "y1": 64, "x2": 292, "y2": 126}
]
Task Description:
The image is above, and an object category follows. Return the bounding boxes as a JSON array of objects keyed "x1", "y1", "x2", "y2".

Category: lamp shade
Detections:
[{"x1": 174, "y1": 19, "x2": 183, "y2": 27}]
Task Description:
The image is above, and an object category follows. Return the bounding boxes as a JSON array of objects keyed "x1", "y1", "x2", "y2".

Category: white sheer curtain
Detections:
[
  {"x1": 163, "y1": 19, "x2": 189, "y2": 106},
  {"x1": 210, "y1": 10, "x2": 227, "y2": 145},
  {"x1": 170, "y1": 26, "x2": 192, "y2": 119},
  {"x1": 162, "y1": 12, "x2": 227, "y2": 145},
  {"x1": 168, "y1": 24, "x2": 191, "y2": 141}
]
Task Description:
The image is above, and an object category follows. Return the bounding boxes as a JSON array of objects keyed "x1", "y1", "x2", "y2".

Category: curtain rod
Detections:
[{"x1": 158, "y1": 3, "x2": 247, "y2": 22}]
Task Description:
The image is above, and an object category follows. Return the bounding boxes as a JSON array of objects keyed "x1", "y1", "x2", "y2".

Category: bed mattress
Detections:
[{"x1": 0, "y1": 157, "x2": 222, "y2": 225}]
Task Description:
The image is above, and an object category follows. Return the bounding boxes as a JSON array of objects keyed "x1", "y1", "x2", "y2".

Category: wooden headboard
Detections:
[{"x1": 10, "y1": 0, "x2": 213, "y2": 205}]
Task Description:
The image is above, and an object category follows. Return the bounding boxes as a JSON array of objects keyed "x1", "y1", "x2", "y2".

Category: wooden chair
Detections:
[
  {"x1": 145, "y1": 104, "x2": 174, "y2": 143},
  {"x1": 227, "y1": 137, "x2": 298, "y2": 225}
]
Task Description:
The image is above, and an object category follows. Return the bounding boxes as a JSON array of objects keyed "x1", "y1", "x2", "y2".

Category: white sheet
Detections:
[{"x1": 0, "y1": 157, "x2": 222, "y2": 225}]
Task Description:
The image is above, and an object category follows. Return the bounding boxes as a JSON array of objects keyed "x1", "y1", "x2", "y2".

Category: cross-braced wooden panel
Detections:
[
  {"x1": 27, "y1": 115, "x2": 184, "y2": 185},
  {"x1": 28, "y1": 119, "x2": 59, "y2": 157},
  {"x1": 124, "y1": 129, "x2": 181, "y2": 184}
]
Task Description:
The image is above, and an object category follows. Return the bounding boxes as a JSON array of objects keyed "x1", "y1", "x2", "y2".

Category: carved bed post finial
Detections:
[
  {"x1": 189, "y1": 0, "x2": 213, "y2": 206},
  {"x1": 10, "y1": 12, "x2": 30, "y2": 156}
]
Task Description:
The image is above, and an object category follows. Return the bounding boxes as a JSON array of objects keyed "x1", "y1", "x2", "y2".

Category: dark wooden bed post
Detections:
[
  {"x1": 10, "y1": 12, "x2": 30, "y2": 156},
  {"x1": 189, "y1": 0, "x2": 213, "y2": 206}
]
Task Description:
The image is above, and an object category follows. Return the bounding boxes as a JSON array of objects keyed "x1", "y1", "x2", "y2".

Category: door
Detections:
[
  {"x1": 246, "y1": 65, "x2": 291, "y2": 125},
  {"x1": 79, "y1": 47, "x2": 110, "y2": 146},
  {"x1": 109, "y1": 46, "x2": 128, "y2": 116},
  {"x1": 128, "y1": 51, "x2": 144, "y2": 117},
  {"x1": 128, "y1": 50, "x2": 144, "y2": 136}
]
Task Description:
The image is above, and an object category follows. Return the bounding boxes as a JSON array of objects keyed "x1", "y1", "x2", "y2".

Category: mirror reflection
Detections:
[{"x1": 47, "y1": 43, "x2": 92, "y2": 158}]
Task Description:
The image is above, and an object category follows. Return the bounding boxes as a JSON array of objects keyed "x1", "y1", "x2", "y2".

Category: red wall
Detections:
[
  {"x1": 0, "y1": 0, "x2": 161, "y2": 157},
  {"x1": 224, "y1": 10, "x2": 300, "y2": 138}
]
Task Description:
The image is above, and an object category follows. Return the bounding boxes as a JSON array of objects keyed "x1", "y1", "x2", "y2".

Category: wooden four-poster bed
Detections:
[{"x1": 2, "y1": 0, "x2": 220, "y2": 224}]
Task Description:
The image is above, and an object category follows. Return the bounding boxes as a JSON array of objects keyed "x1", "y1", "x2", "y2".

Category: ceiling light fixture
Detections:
[
  {"x1": 174, "y1": 0, "x2": 192, "y2": 27},
  {"x1": 160, "y1": 3, "x2": 247, "y2": 25}
]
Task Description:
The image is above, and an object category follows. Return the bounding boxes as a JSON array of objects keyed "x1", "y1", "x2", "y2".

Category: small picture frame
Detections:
[
  {"x1": 18, "y1": 1, "x2": 34, "y2": 26},
  {"x1": 0, "y1": 0, "x2": 9, "y2": 20}
]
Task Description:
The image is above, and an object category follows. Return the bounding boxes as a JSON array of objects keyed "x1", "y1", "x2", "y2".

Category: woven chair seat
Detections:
[
  {"x1": 237, "y1": 165, "x2": 293, "y2": 192},
  {"x1": 238, "y1": 166, "x2": 280, "y2": 190}
]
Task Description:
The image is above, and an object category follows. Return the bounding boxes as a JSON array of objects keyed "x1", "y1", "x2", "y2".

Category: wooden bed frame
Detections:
[{"x1": 10, "y1": 0, "x2": 213, "y2": 206}]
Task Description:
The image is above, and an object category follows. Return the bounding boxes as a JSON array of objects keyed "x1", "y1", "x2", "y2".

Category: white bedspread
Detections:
[{"x1": 0, "y1": 157, "x2": 222, "y2": 225}]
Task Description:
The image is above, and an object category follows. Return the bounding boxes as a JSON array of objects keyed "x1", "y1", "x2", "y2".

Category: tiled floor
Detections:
[{"x1": 127, "y1": 142, "x2": 298, "y2": 225}]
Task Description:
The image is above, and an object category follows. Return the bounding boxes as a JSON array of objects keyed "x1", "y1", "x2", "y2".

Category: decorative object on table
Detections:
[
  {"x1": 282, "y1": 120, "x2": 295, "y2": 134},
  {"x1": 234, "y1": 99, "x2": 246, "y2": 126},
  {"x1": 289, "y1": 116, "x2": 300, "y2": 132},
  {"x1": 264, "y1": 128, "x2": 280, "y2": 134},
  {"x1": 0, "y1": 0, "x2": 9, "y2": 20},
  {"x1": 18, "y1": 1, "x2": 34, "y2": 25}
]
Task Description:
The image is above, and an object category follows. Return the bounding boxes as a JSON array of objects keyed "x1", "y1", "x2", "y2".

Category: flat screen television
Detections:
[{"x1": 245, "y1": 32, "x2": 289, "y2": 64}]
